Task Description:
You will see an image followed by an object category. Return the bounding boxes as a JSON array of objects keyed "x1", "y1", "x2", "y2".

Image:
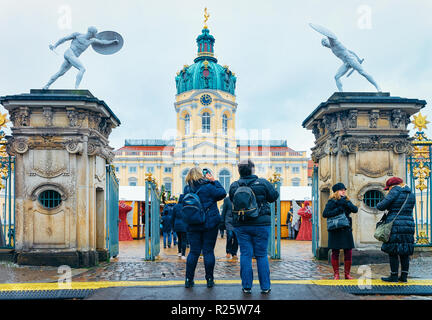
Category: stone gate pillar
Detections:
[
  {"x1": 0, "y1": 89, "x2": 120, "y2": 267},
  {"x1": 303, "y1": 92, "x2": 426, "y2": 259}
]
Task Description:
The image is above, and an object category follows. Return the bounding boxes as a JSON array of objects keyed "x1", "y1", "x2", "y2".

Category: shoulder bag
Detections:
[
  {"x1": 374, "y1": 193, "x2": 409, "y2": 243},
  {"x1": 327, "y1": 202, "x2": 350, "y2": 231}
]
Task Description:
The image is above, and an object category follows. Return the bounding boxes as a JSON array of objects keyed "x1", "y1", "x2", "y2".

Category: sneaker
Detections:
[
  {"x1": 185, "y1": 279, "x2": 194, "y2": 288},
  {"x1": 231, "y1": 255, "x2": 238, "y2": 259},
  {"x1": 178, "y1": 253, "x2": 182, "y2": 257},
  {"x1": 261, "y1": 288, "x2": 271, "y2": 294},
  {"x1": 168, "y1": 245, "x2": 171, "y2": 248},
  {"x1": 242, "y1": 288, "x2": 252, "y2": 294},
  {"x1": 164, "y1": 246, "x2": 166, "y2": 249},
  {"x1": 181, "y1": 256, "x2": 186, "y2": 260}
]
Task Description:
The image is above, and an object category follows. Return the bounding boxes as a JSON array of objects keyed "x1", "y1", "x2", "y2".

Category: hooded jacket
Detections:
[{"x1": 229, "y1": 174, "x2": 279, "y2": 227}]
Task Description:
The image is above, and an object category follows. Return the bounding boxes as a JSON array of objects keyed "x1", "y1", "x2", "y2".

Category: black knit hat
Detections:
[{"x1": 332, "y1": 182, "x2": 346, "y2": 193}]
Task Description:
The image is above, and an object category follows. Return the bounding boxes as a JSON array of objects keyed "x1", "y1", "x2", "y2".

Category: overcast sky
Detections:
[{"x1": 1, "y1": 0, "x2": 431, "y2": 153}]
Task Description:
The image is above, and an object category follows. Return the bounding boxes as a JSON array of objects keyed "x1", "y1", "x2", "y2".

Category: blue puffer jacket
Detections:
[
  {"x1": 376, "y1": 185, "x2": 416, "y2": 256},
  {"x1": 183, "y1": 179, "x2": 227, "y2": 231},
  {"x1": 172, "y1": 195, "x2": 187, "y2": 233}
]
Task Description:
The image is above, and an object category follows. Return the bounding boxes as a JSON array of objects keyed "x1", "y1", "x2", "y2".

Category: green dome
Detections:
[{"x1": 175, "y1": 28, "x2": 236, "y2": 95}]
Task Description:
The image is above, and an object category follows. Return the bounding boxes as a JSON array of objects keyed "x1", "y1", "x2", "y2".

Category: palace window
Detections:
[
  {"x1": 146, "y1": 167, "x2": 154, "y2": 173},
  {"x1": 202, "y1": 112, "x2": 211, "y2": 133},
  {"x1": 128, "y1": 177, "x2": 137, "y2": 186},
  {"x1": 363, "y1": 190, "x2": 384, "y2": 208},
  {"x1": 164, "y1": 178, "x2": 172, "y2": 193},
  {"x1": 275, "y1": 167, "x2": 283, "y2": 173},
  {"x1": 292, "y1": 178, "x2": 301, "y2": 186},
  {"x1": 184, "y1": 114, "x2": 190, "y2": 135},
  {"x1": 182, "y1": 169, "x2": 189, "y2": 191},
  {"x1": 222, "y1": 114, "x2": 228, "y2": 134},
  {"x1": 164, "y1": 167, "x2": 172, "y2": 173},
  {"x1": 219, "y1": 169, "x2": 231, "y2": 191},
  {"x1": 292, "y1": 166, "x2": 300, "y2": 174},
  {"x1": 129, "y1": 166, "x2": 137, "y2": 173}
]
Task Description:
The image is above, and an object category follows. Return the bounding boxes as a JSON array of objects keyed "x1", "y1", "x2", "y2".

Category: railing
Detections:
[
  {"x1": 144, "y1": 174, "x2": 161, "y2": 261},
  {"x1": 0, "y1": 156, "x2": 15, "y2": 249},
  {"x1": 406, "y1": 112, "x2": 432, "y2": 246},
  {"x1": 311, "y1": 166, "x2": 319, "y2": 257},
  {"x1": 268, "y1": 173, "x2": 281, "y2": 259}
]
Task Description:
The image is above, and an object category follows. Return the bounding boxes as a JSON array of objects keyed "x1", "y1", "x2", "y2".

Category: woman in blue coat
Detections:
[
  {"x1": 172, "y1": 194, "x2": 187, "y2": 259},
  {"x1": 183, "y1": 167, "x2": 227, "y2": 288},
  {"x1": 161, "y1": 205, "x2": 173, "y2": 249},
  {"x1": 376, "y1": 177, "x2": 415, "y2": 282}
]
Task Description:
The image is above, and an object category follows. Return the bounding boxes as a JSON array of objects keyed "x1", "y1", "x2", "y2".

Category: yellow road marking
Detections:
[{"x1": 1, "y1": 279, "x2": 432, "y2": 292}]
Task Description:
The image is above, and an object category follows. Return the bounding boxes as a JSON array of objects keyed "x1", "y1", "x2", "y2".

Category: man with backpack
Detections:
[{"x1": 229, "y1": 159, "x2": 279, "y2": 294}]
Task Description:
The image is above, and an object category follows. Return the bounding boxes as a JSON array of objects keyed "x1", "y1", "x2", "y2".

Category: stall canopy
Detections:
[
  {"x1": 280, "y1": 186, "x2": 311, "y2": 201},
  {"x1": 119, "y1": 186, "x2": 147, "y2": 201}
]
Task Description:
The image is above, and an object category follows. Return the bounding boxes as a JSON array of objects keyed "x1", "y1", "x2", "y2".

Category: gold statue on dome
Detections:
[{"x1": 204, "y1": 8, "x2": 210, "y2": 29}]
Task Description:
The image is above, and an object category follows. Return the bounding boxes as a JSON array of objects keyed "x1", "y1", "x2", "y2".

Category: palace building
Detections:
[{"x1": 113, "y1": 21, "x2": 310, "y2": 196}]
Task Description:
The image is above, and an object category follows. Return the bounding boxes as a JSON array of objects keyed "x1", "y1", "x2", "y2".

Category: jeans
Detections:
[
  {"x1": 226, "y1": 230, "x2": 238, "y2": 256},
  {"x1": 177, "y1": 232, "x2": 187, "y2": 256},
  {"x1": 389, "y1": 254, "x2": 409, "y2": 274},
  {"x1": 186, "y1": 227, "x2": 219, "y2": 281},
  {"x1": 172, "y1": 231, "x2": 178, "y2": 245},
  {"x1": 235, "y1": 225, "x2": 271, "y2": 291},
  {"x1": 163, "y1": 231, "x2": 172, "y2": 247}
]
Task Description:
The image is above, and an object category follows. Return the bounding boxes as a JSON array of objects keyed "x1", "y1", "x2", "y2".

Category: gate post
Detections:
[
  {"x1": 144, "y1": 173, "x2": 161, "y2": 261},
  {"x1": 0, "y1": 90, "x2": 120, "y2": 267},
  {"x1": 303, "y1": 92, "x2": 426, "y2": 259},
  {"x1": 145, "y1": 178, "x2": 151, "y2": 260},
  {"x1": 268, "y1": 173, "x2": 281, "y2": 259}
]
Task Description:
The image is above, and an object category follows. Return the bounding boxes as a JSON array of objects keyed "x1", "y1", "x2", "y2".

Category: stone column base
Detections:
[{"x1": 16, "y1": 250, "x2": 100, "y2": 268}]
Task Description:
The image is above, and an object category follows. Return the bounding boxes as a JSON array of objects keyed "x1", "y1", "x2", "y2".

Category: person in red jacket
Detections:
[
  {"x1": 119, "y1": 201, "x2": 133, "y2": 241},
  {"x1": 296, "y1": 201, "x2": 312, "y2": 241}
]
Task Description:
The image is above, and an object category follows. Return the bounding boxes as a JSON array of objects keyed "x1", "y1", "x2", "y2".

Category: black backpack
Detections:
[
  {"x1": 182, "y1": 186, "x2": 207, "y2": 225},
  {"x1": 232, "y1": 180, "x2": 259, "y2": 222}
]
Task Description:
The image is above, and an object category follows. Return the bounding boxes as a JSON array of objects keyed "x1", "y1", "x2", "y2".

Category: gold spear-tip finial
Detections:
[{"x1": 203, "y1": 7, "x2": 210, "y2": 29}]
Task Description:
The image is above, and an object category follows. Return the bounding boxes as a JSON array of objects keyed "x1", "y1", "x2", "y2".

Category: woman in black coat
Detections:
[
  {"x1": 323, "y1": 183, "x2": 358, "y2": 280},
  {"x1": 376, "y1": 177, "x2": 415, "y2": 282}
]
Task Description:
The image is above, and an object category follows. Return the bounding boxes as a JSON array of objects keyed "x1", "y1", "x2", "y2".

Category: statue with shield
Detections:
[{"x1": 43, "y1": 26, "x2": 124, "y2": 89}]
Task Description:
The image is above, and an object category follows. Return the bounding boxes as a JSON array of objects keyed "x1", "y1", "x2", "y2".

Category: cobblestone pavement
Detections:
[
  {"x1": 1, "y1": 238, "x2": 432, "y2": 285},
  {"x1": 72, "y1": 239, "x2": 335, "y2": 282},
  {"x1": 72, "y1": 238, "x2": 432, "y2": 282}
]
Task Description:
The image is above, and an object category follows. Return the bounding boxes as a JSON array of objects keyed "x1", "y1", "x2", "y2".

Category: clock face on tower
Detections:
[{"x1": 200, "y1": 94, "x2": 212, "y2": 106}]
